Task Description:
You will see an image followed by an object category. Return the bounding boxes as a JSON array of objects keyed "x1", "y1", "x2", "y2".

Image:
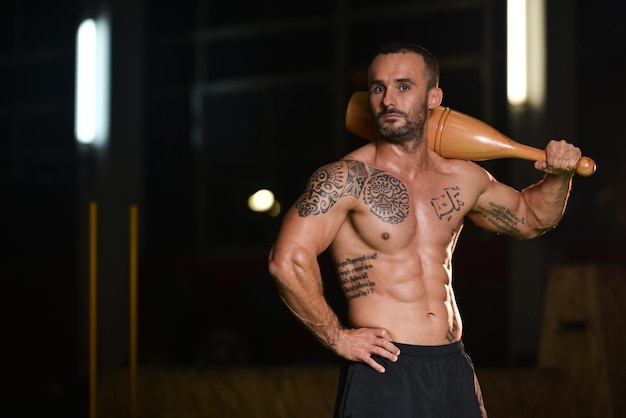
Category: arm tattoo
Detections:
[
  {"x1": 296, "y1": 160, "x2": 367, "y2": 216},
  {"x1": 475, "y1": 201, "x2": 525, "y2": 234},
  {"x1": 364, "y1": 168, "x2": 409, "y2": 224}
]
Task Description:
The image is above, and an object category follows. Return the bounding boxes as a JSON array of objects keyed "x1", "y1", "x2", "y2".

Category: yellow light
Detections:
[
  {"x1": 507, "y1": 0, "x2": 545, "y2": 108},
  {"x1": 507, "y1": 0, "x2": 527, "y2": 106},
  {"x1": 248, "y1": 189, "x2": 275, "y2": 212},
  {"x1": 526, "y1": 0, "x2": 546, "y2": 109},
  {"x1": 267, "y1": 201, "x2": 281, "y2": 217}
]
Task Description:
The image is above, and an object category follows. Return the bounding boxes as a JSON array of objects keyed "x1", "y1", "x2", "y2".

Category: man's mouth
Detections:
[
  {"x1": 379, "y1": 109, "x2": 405, "y2": 120},
  {"x1": 379, "y1": 113, "x2": 403, "y2": 125}
]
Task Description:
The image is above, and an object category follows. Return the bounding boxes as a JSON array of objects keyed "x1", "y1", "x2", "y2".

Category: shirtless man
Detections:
[{"x1": 268, "y1": 41, "x2": 581, "y2": 418}]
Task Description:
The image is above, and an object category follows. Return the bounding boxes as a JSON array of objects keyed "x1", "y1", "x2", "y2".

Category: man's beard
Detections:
[{"x1": 375, "y1": 102, "x2": 429, "y2": 146}]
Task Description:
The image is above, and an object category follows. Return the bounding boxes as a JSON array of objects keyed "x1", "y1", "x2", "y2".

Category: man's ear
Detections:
[{"x1": 428, "y1": 87, "x2": 443, "y2": 109}]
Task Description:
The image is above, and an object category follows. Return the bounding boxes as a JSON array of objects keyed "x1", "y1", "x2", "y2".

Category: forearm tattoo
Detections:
[
  {"x1": 475, "y1": 201, "x2": 524, "y2": 234},
  {"x1": 336, "y1": 252, "x2": 378, "y2": 300},
  {"x1": 296, "y1": 160, "x2": 409, "y2": 224}
]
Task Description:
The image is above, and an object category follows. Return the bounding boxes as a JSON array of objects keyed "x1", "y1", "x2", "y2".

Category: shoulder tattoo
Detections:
[
  {"x1": 296, "y1": 160, "x2": 368, "y2": 216},
  {"x1": 296, "y1": 160, "x2": 410, "y2": 224}
]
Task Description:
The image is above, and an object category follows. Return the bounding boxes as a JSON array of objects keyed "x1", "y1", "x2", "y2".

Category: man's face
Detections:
[{"x1": 367, "y1": 52, "x2": 432, "y2": 144}]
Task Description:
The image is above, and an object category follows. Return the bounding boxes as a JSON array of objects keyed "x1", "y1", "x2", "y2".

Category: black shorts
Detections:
[{"x1": 333, "y1": 341, "x2": 487, "y2": 418}]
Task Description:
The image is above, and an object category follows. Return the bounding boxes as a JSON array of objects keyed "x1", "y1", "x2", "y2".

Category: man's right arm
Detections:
[
  {"x1": 268, "y1": 161, "x2": 400, "y2": 372},
  {"x1": 268, "y1": 228, "x2": 399, "y2": 373},
  {"x1": 268, "y1": 233, "x2": 344, "y2": 352}
]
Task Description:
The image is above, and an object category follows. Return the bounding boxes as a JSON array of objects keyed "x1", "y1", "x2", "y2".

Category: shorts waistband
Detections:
[{"x1": 392, "y1": 340, "x2": 465, "y2": 357}]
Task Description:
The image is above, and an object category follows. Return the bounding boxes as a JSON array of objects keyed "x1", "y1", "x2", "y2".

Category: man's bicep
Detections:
[
  {"x1": 278, "y1": 160, "x2": 361, "y2": 252},
  {"x1": 287, "y1": 197, "x2": 352, "y2": 252},
  {"x1": 294, "y1": 159, "x2": 363, "y2": 217},
  {"x1": 467, "y1": 179, "x2": 528, "y2": 237}
]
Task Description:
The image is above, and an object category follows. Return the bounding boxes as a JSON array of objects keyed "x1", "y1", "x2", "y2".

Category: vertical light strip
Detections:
[
  {"x1": 96, "y1": 17, "x2": 110, "y2": 145},
  {"x1": 507, "y1": 0, "x2": 527, "y2": 105},
  {"x1": 88, "y1": 201, "x2": 98, "y2": 418},
  {"x1": 527, "y1": 0, "x2": 546, "y2": 108},
  {"x1": 75, "y1": 18, "x2": 110, "y2": 145},
  {"x1": 129, "y1": 204, "x2": 138, "y2": 418},
  {"x1": 76, "y1": 19, "x2": 97, "y2": 143}
]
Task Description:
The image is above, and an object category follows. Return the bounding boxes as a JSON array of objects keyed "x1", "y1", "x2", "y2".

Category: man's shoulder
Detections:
[
  {"x1": 304, "y1": 158, "x2": 371, "y2": 197},
  {"x1": 433, "y1": 156, "x2": 493, "y2": 182}
]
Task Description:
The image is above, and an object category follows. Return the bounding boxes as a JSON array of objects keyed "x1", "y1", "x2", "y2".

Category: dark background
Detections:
[{"x1": 2, "y1": 0, "x2": 625, "y2": 414}]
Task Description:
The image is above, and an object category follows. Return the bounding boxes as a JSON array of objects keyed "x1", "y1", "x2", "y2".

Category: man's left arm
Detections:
[{"x1": 468, "y1": 139, "x2": 581, "y2": 239}]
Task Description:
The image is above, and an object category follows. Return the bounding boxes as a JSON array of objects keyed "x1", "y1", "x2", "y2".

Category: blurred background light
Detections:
[
  {"x1": 75, "y1": 19, "x2": 97, "y2": 143},
  {"x1": 507, "y1": 0, "x2": 545, "y2": 108},
  {"x1": 75, "y1": 17, "x2": 110, "y2": 146},
  {"x1": 248, "y1": 189, "x2": 275, "y2": 212},
  {"x1": 267, "y1": 200, "x2": 281, "y2": 217},
  {"x1": 507, "y1": 0, "x2": 527, "y2": 106}
]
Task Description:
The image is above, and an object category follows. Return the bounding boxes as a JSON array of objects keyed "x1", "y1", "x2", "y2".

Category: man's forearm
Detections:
[
  {"x1": 521, "y1": 172, "x2": 574, "y2": 233},
  {"x1": 269, "y1": 240, "x2": 345, "y2": 353},
  {"x1": 276, "y1": 282, "x2": 343, "y2": 352}
]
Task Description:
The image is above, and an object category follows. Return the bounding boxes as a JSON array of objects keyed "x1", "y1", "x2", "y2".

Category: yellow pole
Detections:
[
  {"x1": 129, "y1": 204, "x2": 138, "y2": 418},
  {"x1": 89, "y1": 202, "x2": 98, "y2": 418}
]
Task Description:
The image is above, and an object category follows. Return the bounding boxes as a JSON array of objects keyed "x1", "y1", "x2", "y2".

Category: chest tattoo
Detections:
[
  {"x1": 296, "y1": 161, "x2": 411, "y2": 225},
  {"x1": 430, "y1": 186, "x2": 464, "y2": 221},
  {"x1": 363, "y1": 168, "x2": 409, "y2": 224}
]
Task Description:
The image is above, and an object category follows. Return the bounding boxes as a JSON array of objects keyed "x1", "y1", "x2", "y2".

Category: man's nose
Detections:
[{"x1": 382, "y1": 91, "x2": 395, "y2": 107}]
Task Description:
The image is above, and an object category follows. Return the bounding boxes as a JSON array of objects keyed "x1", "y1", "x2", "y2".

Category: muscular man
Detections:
[{"x1": 268, "y1": 41, "x2": 581, "y2": 418}]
